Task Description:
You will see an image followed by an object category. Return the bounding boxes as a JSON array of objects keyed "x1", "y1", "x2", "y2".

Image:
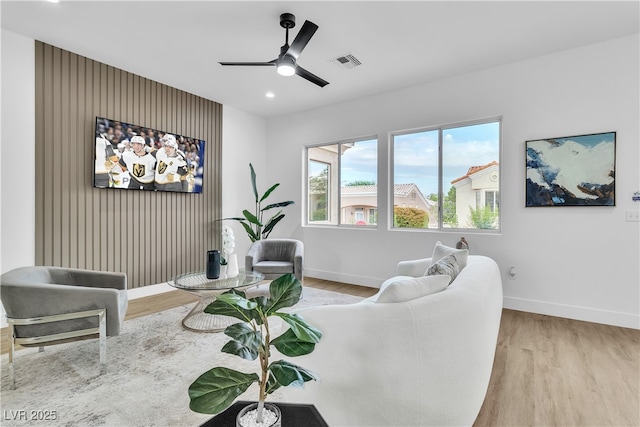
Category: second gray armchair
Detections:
[{"x1": 245, "y1": 239, "x2": 304, "y2": 281}]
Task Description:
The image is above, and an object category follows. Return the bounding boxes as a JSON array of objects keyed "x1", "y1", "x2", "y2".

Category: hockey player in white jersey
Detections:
[
  {"x1": 94, "y1": 134, "x2": 120, "y2": 188},
  {"x1": 119, "y1": 135, "x2": 157, "y2": 190},
  {"x1": 155, "y1": 134, "x2": 189, "y2": 192}
]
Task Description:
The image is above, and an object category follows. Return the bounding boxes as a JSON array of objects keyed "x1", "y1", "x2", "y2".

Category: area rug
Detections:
[{"x1": 0, "y1": 287, "x2": 364, "y2": 426}]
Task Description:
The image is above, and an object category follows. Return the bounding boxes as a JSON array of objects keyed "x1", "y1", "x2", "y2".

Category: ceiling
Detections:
[{"x1": 2, "y1": 1, "x2": 638, "y2": 119}]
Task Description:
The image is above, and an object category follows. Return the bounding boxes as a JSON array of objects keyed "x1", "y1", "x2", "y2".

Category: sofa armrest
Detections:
[{"x1": 396, "y1": 257, "x2": 432, "y2": 277}]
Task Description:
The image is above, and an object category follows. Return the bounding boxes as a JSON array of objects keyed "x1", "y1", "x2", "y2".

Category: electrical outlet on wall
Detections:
[{"x1": 626, "y1": 210, "x2": 640, "y2": 222}]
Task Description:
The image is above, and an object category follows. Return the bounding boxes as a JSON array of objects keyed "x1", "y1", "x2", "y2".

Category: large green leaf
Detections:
[
  {"x1": 271, "y1": 328, "x2": 316, "y2": 357},
  {"x1": 189, "y1": 367, "x2": 259, "y2": 414},
  {"x1": 216, "y1": 292, "x2": 258, "y2": 310},
  {"x1": 265, "y1": 371, "x2": 281, "y2": 395},
  {"x1": 242, "y1": 209, "x2": 261, "y2": 226},
  {"x1": 221, "y1": 323, "x2": 261, "y2": 360},
  {"x1": 266, "y1": 274, "x2": 302, "y2": 314},
  {"x1": 261, "y1": 200, "x2": 295, "y2": 211},
  {"x1": 239, "y1": 222, "x2": 259, "y2": 242},
  {"x1": 221, "y1": 339, "x2": 259, "y2": 361},
  {"x1": 269, "y1": 360, "x2": 318, "y2": 389},
  {"x1": 260, "y1": 183, "x2": 280, "y2": 203},
  {"x1": 276, "y1": 312, "x2": 323, "y2": 344},
  {"x1": 262, "y1": 213, "x2": 285, "y2": 239},
  {"x1": 250, "y1": 163, "x2": 259, "y2": 203},
  {"x1": 204, "y1": 292, "x2": 257, "y2": 322}
]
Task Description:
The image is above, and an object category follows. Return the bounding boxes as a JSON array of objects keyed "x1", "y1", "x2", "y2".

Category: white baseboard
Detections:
[
  {"x1": 503, "y1": 296, "x2": 639, "y2": 330},
  {"x1": 127, "y1": 282, "x2": 174, "y2": 300},
  {"x1": 304, "y1": 268, "x2": 381, "y2": 289}
]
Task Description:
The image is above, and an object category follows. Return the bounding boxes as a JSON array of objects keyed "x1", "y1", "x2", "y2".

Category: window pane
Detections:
[
  {"x1": 445, "y1": 122, "x2": 500, "y2": 229},
  {"x1": 340, "y1": 139, "x2": 378, "y2": 225},
  {"x1": 308, "y1": 160, "x2": 330, "y2": 222},
  {"x1": 308, "y1": 145, "x2": 339, "y2": 224},
  {"x1": 392, "y1": 130, "x2": 438, "y2": 229}
]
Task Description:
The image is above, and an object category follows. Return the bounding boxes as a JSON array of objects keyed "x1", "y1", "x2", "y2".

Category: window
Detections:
[
  {"x1": 392, "y1": 119, "x2": 500, "y2": 231},
  {"x1": 308, "y1": 160, "x2": 330, "y2": 222},
  {"x1": 486, "y1": 191, "x2": 499, "y2": 212},
  {"x1": 306, "y1": 138, "x2": 377, "y2": 226}
]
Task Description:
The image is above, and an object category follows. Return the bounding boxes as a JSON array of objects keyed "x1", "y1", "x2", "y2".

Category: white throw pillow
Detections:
[
  {"x1": 375, "y1": 275, "x2": 451, "y2": 303},
  {"x1": 431, "y1": 241, "x2": 468, "y2": 270}
]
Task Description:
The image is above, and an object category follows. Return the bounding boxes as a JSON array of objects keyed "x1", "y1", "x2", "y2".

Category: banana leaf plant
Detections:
[
  {"x1": 188, "y1": 273, "x2": 322, "y2": 423},
  {"x1": 223, "y1": 163, "x2": 294, "y2": 242}
]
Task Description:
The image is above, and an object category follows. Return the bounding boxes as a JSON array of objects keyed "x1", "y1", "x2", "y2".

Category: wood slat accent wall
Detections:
[{"x1": 34, "y1": 42, "x2": 222, "y2": 288}]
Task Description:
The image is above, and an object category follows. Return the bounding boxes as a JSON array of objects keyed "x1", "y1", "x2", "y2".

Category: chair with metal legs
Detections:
[{"x1": 1, "y1": 266, "x2": 128, "y2": 389}]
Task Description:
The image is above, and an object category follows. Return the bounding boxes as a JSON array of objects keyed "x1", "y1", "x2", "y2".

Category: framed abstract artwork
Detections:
[{"x1": 526, "y1": 132, "x2": 615, "y2": 207}]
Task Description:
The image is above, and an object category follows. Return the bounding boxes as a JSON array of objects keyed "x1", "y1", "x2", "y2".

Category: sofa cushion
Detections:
[
  {"x1": 426, "y1": 253, "x2": 460, "y2": 284},
  {"x1": 375, "y1": 274, "x2": 450, "y2": 303},
  {"x1": 431, "y1": 241, "x2": 468, "y2": 270}
]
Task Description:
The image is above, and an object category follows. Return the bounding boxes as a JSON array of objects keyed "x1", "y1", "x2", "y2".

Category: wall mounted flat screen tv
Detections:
[{"x1": 94, "y1": 116, "x2": 205, "y2": 193}]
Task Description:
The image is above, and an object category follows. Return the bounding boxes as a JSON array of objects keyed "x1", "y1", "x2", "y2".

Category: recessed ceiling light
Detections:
[
  {"x1": 47, "y1": 0, "x2": 60, "y2": 3},
  {"x1": 265, "y1": 92, "x2": 275, "y2": 98}
]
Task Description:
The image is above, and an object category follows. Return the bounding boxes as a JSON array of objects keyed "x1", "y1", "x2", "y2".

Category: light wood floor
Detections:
[
  {"x1": 2, "y1": 278, "x2": 638, "y2": 426},
  {"x1": 475, "y1": 309, "x2": 639, "y2": 427}
]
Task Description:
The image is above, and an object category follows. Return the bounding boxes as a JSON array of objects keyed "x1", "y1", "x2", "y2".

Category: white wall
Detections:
[
  {"x1": 221, "y1": 106, "x2": 268, "y2": 261},
  {"x1": 265, "y1": 35, "x2": 640, "y2": 329},
  {"x1": 1, "y1": 30, "x2": 35, "y2": 274}
]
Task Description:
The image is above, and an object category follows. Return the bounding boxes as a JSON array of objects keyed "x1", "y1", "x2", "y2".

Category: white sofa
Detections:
[{"x1": 281, "y1": 255, "x2": 503, "y2": 426}]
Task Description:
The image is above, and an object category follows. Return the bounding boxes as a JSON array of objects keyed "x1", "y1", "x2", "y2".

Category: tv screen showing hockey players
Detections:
[{"x1": 94, "y1": 116, "x2": 205, "y2": 193}]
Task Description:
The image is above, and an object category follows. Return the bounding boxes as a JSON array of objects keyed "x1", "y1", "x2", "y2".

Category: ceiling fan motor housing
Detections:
[{"x1": 280, "y1": 13, "x2": 295, "y2": 29}]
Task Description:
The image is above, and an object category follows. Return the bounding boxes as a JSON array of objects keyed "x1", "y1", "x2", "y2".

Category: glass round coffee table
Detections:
[{"x1": 170, "y1": 269, "x2": 265, "y2": 332}]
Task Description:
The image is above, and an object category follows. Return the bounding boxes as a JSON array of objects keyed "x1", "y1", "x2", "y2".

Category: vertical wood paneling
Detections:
[{"x1": 35, "y1": 42, "x2": 222, "y2": 288}]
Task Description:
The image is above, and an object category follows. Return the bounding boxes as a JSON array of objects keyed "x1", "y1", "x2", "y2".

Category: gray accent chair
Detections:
[
  {"x1": 245, "y1": 239, "x2": 304, "y2": 281},
  {"x1": 0, "y1": 266, "x2": 128, "y2": 389}
]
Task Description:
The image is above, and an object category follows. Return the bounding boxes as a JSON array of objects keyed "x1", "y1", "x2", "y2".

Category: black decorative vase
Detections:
[{"x1": 206, "y1": 250, "x2": 220, "y2": 279}]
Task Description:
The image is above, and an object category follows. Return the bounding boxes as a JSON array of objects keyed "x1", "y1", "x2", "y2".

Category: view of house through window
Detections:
[
  {"x1": 393, "y1": 120, "x2": 500, "y2": 230},
  {"x1": 306, "y1": 120, "x2": 499, "y2": 231},
  {"x1": 307, "y1": 138, "x2": 378, "y2": 225}
]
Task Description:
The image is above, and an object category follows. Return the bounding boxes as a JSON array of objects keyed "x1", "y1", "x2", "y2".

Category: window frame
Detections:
[
  {"x1": 304, "y1": 118, "x2": 501, "y2": 233},
  {"x1": 305, "y1": 135, "x2": 379, "y2": 228},
  {"x1": 390, "y1": 117, "x2": 502, "y2": 233}
]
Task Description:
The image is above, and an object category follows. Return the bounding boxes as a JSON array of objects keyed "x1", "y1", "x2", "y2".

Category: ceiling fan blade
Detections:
[
  {"x1": 287, "y1": 20, "x2": 318, "y2": 59},
  {"x1": 219, "y1": 60, "x2": 276, "y2": 67},
  {"x1": 295, "y1": 65, "x2": 329, "y2": 87}
]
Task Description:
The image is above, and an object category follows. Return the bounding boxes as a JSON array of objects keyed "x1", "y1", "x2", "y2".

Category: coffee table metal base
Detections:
[
  {"x1": 170, "y1": 269, "x2": 265, "y2": 333},
  {"x1": 181, "y1": 293, "x2": 239, "y2": 332}
]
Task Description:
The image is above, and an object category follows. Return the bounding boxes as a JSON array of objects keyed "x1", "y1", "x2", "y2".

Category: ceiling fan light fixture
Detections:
[{"x1": 276, "y1": 56, "x2": 296, "y2": 76}]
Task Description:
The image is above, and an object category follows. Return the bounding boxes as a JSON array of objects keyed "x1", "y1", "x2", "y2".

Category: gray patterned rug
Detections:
[{"x1": 0, "y1": 286, "x2": 363, "y2": 426}]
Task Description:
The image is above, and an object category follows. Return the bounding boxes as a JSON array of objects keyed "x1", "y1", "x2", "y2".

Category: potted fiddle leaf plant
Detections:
[
  {"x1": 223, "y1": 163, "x2": 294, "y2": 242},
  {"x1": 188, "y1": 273, "x2": 322, "y2": 426}
]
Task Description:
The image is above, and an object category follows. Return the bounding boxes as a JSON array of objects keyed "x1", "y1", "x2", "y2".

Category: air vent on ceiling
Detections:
[{"x1": 330, "y1": 54, "x2": 362, "y2": 69}]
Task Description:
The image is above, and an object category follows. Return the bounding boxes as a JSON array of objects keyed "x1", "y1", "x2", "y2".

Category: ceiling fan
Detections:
[{"x1": 219, "y1": 13, "x2": 329, "y2": 87}]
